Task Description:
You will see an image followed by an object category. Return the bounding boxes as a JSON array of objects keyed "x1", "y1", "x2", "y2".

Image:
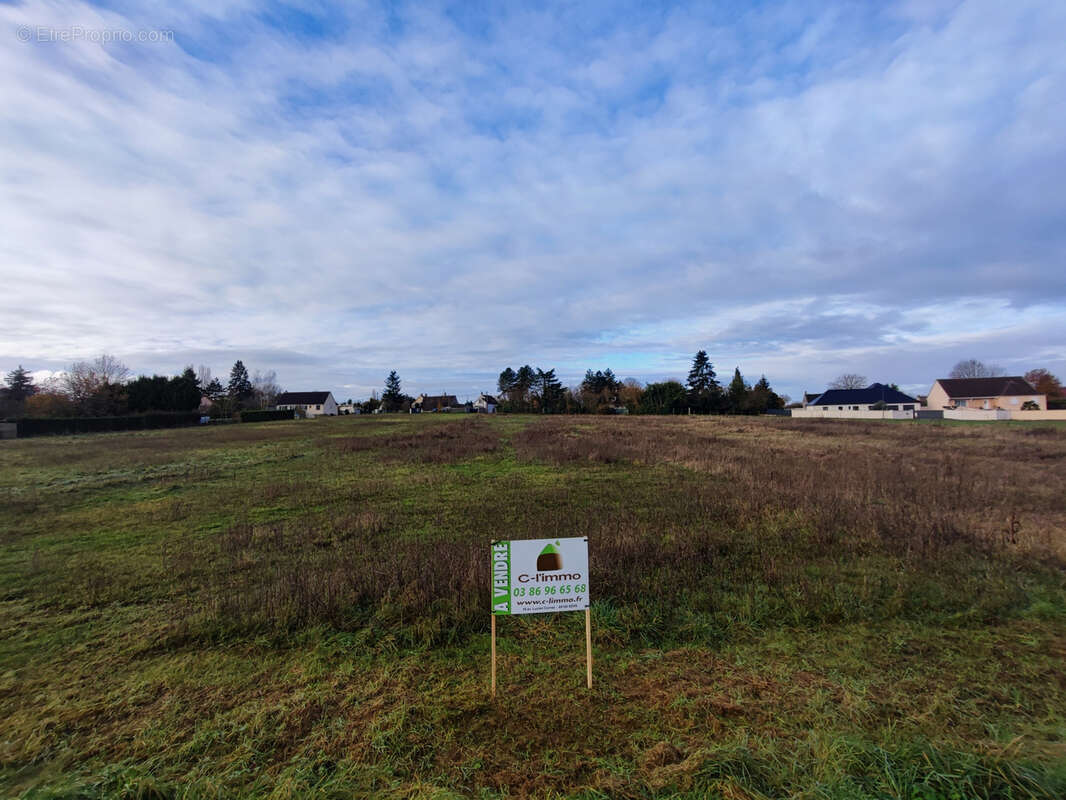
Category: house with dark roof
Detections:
[
  {"x1": 473, "y1": 394, "x2": 498, "y2": 413},
  {"x1": 411, "y1": 393, "x2": 461, "y2": 413},
  {"x1": 926, "y1": 377, "x2": 1045, "y2": 411},
  {"x1": 275, "y1": 391, "x2": 338, "y2": 417},
  {"x1": 809, "y1": 383, "x2": 919, "y2": 411},
  {"x1": 790, "y1": 383, "x2": 919, "y2": 418}
]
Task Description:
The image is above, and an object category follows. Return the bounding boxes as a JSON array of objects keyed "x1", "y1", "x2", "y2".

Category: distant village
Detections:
[
  {"x1": 2, "y1": 353, "x2": 1064, "y2": 439},
  {"x1": 271, "y1": 356, "x2": 1065, "y2": 423},
  {"x1": 275, "y1": 375, "x2": 1063, "y2": 422}
]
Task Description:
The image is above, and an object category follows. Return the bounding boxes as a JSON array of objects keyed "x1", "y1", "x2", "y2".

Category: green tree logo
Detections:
[{"x1": 536, "y1": 541, "x2": 563, "y2": 571}]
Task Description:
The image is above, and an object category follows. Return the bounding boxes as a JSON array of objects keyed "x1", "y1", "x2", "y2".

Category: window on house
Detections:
[{"x1": 1010, "y1": 397, "x2": 1019, "y2": 405}]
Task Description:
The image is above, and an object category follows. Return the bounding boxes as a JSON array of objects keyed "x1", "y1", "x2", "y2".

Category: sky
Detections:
[{"x1": 2, "y1": 0, "x2": 1065, "y2": 403}]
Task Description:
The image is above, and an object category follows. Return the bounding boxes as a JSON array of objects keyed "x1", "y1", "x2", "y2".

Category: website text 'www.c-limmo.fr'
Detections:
[{"x1": 513, "y1": 596, "x2": 586, "y2": 611}]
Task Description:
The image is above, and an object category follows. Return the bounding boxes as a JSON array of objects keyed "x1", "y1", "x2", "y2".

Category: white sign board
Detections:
[{"x1": 491, "y1": 537, "x2": 589, "y2": 615}]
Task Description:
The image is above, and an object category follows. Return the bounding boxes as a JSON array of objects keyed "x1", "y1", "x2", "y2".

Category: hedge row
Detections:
[
  {"x1": 239, "y1": 409, "x2": 295, "y2": 423},
  {"x1": 15, "y1": 412, "x2": 204, "y2": 438}
]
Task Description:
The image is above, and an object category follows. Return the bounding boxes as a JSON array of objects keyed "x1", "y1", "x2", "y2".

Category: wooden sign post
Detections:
[{"x1": 490, "y1": 537, "x2": 591, "y2": 698}]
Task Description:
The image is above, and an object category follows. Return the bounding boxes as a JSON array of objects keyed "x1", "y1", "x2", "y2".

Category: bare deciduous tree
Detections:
[
  {"x1": 59, "y1": 354, "x2": 129, "y2": 414},
  {"x1": 251, "y1": 370, "x2": 282, "y2": 409},
  {"x1": 92, "y1": 354, "x2": 130, "y2": 384},
  {"x1": 829, "y1": 373, "x2": 867, "y2": 390},
  {"x1": 949, "y1": 359, "x2": 1003, "y2": 379}
]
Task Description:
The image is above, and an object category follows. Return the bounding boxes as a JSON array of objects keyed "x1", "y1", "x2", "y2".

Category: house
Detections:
[
  {"x1": 792, "y1": 383, "x2": 919, "y2": 418},
  {"x1": 926, "y1": 377, "x2": 1046, "y2": 411},
  {"x1": 801, "y1": 392, "x2": 822, "y2": 408},
  {"x1": 275, "y1": 391, "x2": 338, "y2": 417},
  {"x1": 411, "y1": 394, "x2": 460, "y2": 413},
  {"x1": 473, "y1": 394, "x2": 498, "y2": 413}
]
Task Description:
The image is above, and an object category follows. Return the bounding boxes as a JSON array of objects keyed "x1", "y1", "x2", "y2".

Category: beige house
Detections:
[
  {"x1": 275, "y1": 391, "x2": 338, "y2": 417},
  {"x1": 926, "y1": 377, "x2": 1046, "y2": 411}
]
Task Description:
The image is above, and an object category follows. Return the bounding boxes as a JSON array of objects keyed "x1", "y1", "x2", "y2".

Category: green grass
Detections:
[{"x1": 1, "y1": 414, "x2": 1064, "y2": 798}]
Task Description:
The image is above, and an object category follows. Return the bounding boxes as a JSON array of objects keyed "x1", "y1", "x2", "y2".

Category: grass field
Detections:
[{"x1": 2, "y1": 414, "x2": 1065, "y2": 799}]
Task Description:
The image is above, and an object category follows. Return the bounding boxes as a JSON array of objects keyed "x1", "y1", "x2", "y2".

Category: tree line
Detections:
[
  {"x1": 0, "y1": 356, "x2": 283, "y2": 418},
  {"x1": 486, "y1": 351, "x2": 786, "y2": 415},
  {"x1": 6, "y1": 353, "x2": 1063, "y2": 420}
]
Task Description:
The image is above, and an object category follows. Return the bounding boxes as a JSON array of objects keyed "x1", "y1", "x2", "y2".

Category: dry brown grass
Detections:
[
  {"x1": 167, "y1": 416, "x2": 1066, "y2": 645},
  {"x1": 333, "y1": 417, "x2": 500, "y2": 462},
  {"x1": 514, "y1": 416, "x2": 1066, "y2": 560}
]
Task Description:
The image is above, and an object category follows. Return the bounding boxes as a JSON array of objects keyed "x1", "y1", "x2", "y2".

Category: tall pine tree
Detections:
[
  {"x1": 382, "y1": 371, "x2": 404, "y2": 412},
  {"x1": 536, "y1": 368, "x2": 563, "y2": 413},
  {"x1": 497, "y1": 367, "x2": 517, "y2": 396},
  {"x1": 727, "y1": 367, "x2": 748, "y2": 414},
  {"x1": 2, "y1": 365, "x2": 36, "y2": 414},
  {"x1": 228, "y1": 360, "x2": 253, "y2": 402},
  {"x1": 4, "y1": 365, "x2": 36, "y2": 401},
  {"x1": 686, "y1": 350, "x2": 719, "y2": 413},
  {"x1": 514, "y1": 365, "x2": 536, "y2": 410}
]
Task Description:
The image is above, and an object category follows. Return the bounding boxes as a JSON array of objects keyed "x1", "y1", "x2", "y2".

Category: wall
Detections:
[
  {"x1": 0, "y1": 422, "x2": 16, "y2": 440},
  {"x1": 790, "y1": 408, "x2": 914, "y2": 420},
  {"x1": 942, "y1": 409, "x2": 1011, "y2": 421},
  {"x1": 1007, "y1": 409, "x2": 1066, "y2": 421}
]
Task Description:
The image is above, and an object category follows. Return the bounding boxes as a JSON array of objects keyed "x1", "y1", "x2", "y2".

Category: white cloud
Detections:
[{"x1": 1, "y1": 0, "x2": 1064, "y2": 402}]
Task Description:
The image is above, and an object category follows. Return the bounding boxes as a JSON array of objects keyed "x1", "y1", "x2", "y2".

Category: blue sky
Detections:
[{"x1": 2, "y1": 0, "x2": 1065, "y2": 402}]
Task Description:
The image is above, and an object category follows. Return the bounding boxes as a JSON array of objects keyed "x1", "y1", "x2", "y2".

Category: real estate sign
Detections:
[{"x1": 491, "y1": 537, "x2": 589, "y2": 615}]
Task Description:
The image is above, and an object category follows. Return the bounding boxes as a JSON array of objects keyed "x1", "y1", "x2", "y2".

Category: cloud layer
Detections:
[{"x1": 2, "y1": 0, "x2": 1064, "y2": 401}]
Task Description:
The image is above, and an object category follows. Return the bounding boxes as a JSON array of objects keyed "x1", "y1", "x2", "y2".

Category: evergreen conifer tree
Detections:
[
  {"x1": 727, "y1": 367, "x2": 748, "y2": 413},
  {"x1": 382, "y1": 371, "x2": 404, "y2": 412},
  {"x1": 204, "y1": 378, "x2": 225, "y2": 400},
  {"x1": 514, "y1": 365, "x2": 536, "y2": 409},
  {"x1": 497, "y1": 367, "x2": 517, "y2": 396},
  {"x1": 228, "y1": 360, "x2": 253, "y2": 402},
  {"x1": 536, "y1": 368, "x2": 563, "y2": 413},
  {"x1": 686, "y1": 350, "x2": 720, "y2": 413},
  {"x1": 4, "y1": 365, "x2": 36, "y2": 402},
  {"x1": 2, "y1": 365, "x2": 37, "y2": 415}
]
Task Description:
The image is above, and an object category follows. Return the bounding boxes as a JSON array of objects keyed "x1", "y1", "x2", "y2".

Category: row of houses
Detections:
[
  {"x1": 274, "y1": 391, "x2": 499, "y2": 418},
  {"x1": 408, "y1": 393, "x2": 499, "y2": 414},
  {"x1": 794, "y1": 376, "x2": 1055, "y2": 419}
]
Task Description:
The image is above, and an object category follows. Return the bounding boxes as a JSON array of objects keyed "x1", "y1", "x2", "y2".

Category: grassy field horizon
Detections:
[{"x1": 2, "y1": 414, "x2": 1065, "y2": 798}]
